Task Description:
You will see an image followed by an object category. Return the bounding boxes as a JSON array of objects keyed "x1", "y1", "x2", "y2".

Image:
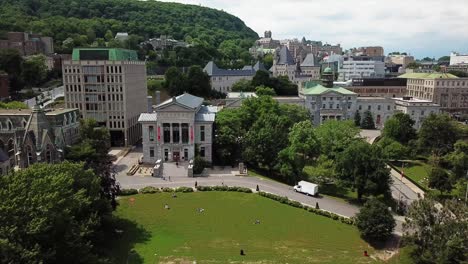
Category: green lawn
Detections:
[
  {"x1": 393, "y1": 161, "x2": 431, "y2": 190},
  {"x1": 110, "y1": 192, "x2": 388, "y2": 264}
]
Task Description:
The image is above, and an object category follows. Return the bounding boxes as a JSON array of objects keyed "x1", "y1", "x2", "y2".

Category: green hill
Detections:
[{"x1": 0, "y1": 0, "x2": 258, "y2": 54}]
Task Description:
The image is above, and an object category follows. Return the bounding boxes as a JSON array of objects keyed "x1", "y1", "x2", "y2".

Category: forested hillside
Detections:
[{"x1": 0, "y1": 0, "x2": 258, "y2": 58}]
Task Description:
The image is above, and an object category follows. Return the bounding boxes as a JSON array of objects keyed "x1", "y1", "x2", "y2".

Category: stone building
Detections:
[
  {"x1": 203, "y1": 61, "x2": 265, "y2": 93},
  {"x1": 356, "y1": 97, "x2": 395, "y2": 128},
  {"x1": 139, "y1": 93, "x2": 217, "y2": 164},
  {"x1": 63, "y1": 48, "x2": 147, "y2": 146},
  {"x1": 400, "y1": 72, "x2": 468, "y2": 113},
  {"x1": 393, "y1": 97, "x2": 440, "y2": 129},
  {"x1": 351, "y1": 46, "x2": 384, "y2": 57},
  {"x1": 0, "y1": 106, "x2": 80, "y2": 175},
  {"x1": 0, "y1": 32, "x2": 54, "y2": 56}
]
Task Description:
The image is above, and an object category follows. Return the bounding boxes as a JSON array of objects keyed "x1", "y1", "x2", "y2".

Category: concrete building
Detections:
[
  {"x1": 115, "y1": 32, "x2": 129, "y2": 42},
  {"x1": 348, "y1": 78, "x2": 407, "y2": 98},
  {"x1": 0, "y1": 72, "x2": 9, "y2": 100},
  {"x1": 393, "y1": 97, "x2": 440, "y2": 129},
  {"x1": 356, "y1": 97, "x2": 395, "y2": 128},
  {"x1": 319, "y1": 44, "x2": 343, "y2": 55},
  {"x1": 0, "y1": 106, "x2": 80, "y2": 175},
  {"x1": 138, "y1": 93, "x2": 217, "y2": 164},
  {"x1": 388, "y1": 54, "x2": 415, "y2": 68},
  {"x1": 203, "y1": 61, "x2": 265, "y2": 93},
  {"x1": 447, "y1": 64, "x2": 468, "y2": 74},
  {"x1": 399, "y1": 72, "x2": 468, "y2": 113},
  {"x1": 63, "y1": 48, "x2": 147, "y2": 147},
  {"x1": 450, "y1": 52, "x2": 468, "y2": 65},
  {"x1": 0, "y1": 32, "x2": 54, "y2": 56},
  {"x1": 339, "y1": 59, "x2": 385, "y2": 81}
]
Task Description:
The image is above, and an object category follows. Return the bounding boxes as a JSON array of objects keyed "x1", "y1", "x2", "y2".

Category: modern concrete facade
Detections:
[
  {"x1": 450, "y1": 52, "x2": 468, "y2": 65},
  {"x1": 393, "y1": 97, "x2": 440, "y2": 129},
  {"x1": 339, "y1": 60, "x2": 385, "y2": 81},
  {"x1": 400, "y1": 72, "x2": 468, "y2": 113},
  {"x1": 139, "y1": 93, "x2": 217, "y2": 164},
  {"x1": 0, "y1": 106, "x2": 80, "y2": 175},
  {"x1": 388, "y1": 54, "x2": 415, "y2": 68},
  {"x1": 203, "y1": 61, "x2": 265, "y2": 93},
  {"x1": 63, "y1": 48, "x2": 147, "y2": 146}
]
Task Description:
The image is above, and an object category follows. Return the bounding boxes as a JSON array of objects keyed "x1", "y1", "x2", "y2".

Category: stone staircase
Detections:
[{"x1": 163, "y1": 162, "x2": 188, "y2": 178}]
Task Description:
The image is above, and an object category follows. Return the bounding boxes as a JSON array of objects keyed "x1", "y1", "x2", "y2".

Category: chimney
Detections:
[
  {"x1": 154, "y1": 90, "x2": 161, "y2": 105},
  {"x1": 147, "y1": 96, "x2": 153, "y2": 113}
]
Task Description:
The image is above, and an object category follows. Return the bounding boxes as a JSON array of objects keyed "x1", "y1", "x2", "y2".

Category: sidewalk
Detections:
[{"x1": 388, "y1": 166, "x2": 425, "y2": 198}]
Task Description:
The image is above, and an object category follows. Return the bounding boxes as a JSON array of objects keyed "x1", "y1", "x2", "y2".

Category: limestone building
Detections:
[
  {"x1": 393, "y1": 97, "x2": 440, "y2": 129},
  {"x1": 139, "y1": 93, "x2": 217, "y2": 164},
  {"x1": 0, "y1": 106, "x2": 80, "y2": 175},
  {"x1": 63, "y1": 48, "x2": 147, "y2": 146},
  {"x1": 203, "y1": 61, "x2": 265, "y2": 93}
]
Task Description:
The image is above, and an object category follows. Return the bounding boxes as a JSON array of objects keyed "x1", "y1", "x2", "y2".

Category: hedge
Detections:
[
  {"x1": 175, "y1": 187, "x2": 194, "y2": 193},
  {"x1": 196, "y1": 186, "x2": 252, "y2": 193},
  {"x1": 257, "y1": 192, "x2": 355, "y2": 225},
  {"x1": 119, "y1": 188, "x2": 138, "y2": 196},
  {"x1": 140, "y1": 186, "x2": 160, "y2": 194}
]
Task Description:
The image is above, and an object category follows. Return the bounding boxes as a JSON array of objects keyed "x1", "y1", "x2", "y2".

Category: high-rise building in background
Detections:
[{"x1": 63, "y1": 48, "x2": 147, "y2": 146}]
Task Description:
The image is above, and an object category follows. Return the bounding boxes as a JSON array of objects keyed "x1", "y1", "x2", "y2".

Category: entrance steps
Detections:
[{"x1": 163, "y1": 162, "x2": 188, "y2": 177}]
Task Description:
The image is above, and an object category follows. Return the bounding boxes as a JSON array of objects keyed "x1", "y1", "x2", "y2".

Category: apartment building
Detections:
[
  {"x1": 400, "y1": 72, "x2": 468, "y2": 113},
  {"x1": 63, "y1": 48, "x2": 147, "y2": 146}
]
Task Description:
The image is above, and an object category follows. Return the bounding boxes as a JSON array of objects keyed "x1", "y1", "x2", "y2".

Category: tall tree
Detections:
[
  {"x1": 360, "y1": 110, "x2": 375, "y2": 129},
  {"x1": 444, "y1": 140, "x2": 468, "y2": 179},
  {"x1": 336, "y1": 141, "x2": 392, "y2": 200},
  {"x1": 418, "y1": 114, "x2": 460, "y2": 156},
  {"x1": 428, "y1": 166, "x2": 453, "y2": 193},
  {"x1": 251, "y1": 70, "x2": 270, "y2": 87},
  {"x1": 277, "y1": 121, "x2": 320, "y2": 182},
  {"x1": 213, "y1": 108, "x2": 244, "y2": 166},
  {"x1": 164, "y1": 66, "x2": 187, "y2": 96},
  {"x1": 66, "y1": 119, "x2": 119, "y2": 209},
  {"x1": 315, "y1": 120, "x2": 359, "y2": 159},
  {"x1": 0, "y1": 162, "x2": 111, "y2": 263},
  {"x1": 404, "y1": 198, "x2": 468, "y2": 264},
  {"x1": 356, "y1": 198, "x2": 396, "y2": 241},
  {"x1": 354, "y1": 110, "x2": 361, "y2": 127},
  {"x1": 382, "y1": 112, "x2": 417, "y2": 144},
  {"x1": 186, "y1": 65, "x2": 211, "y2": 98},
  {"x1": 22, "y1": 55, "x2": 47, "y2": 87}
]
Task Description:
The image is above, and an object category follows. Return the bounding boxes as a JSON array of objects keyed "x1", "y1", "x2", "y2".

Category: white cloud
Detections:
[{"x1": 158, "y1": 0, "x2": 468, "y2": 58}]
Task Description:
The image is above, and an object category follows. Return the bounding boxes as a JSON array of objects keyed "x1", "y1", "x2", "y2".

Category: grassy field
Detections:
[
  {"x1": 110, "y1": 192, "x2": 388, "y2": 264},
  {"x1": 393, "y1": 161, "x2": 431, "y2": 190}
]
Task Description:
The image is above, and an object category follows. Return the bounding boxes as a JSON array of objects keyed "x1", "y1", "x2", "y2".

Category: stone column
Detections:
[
  {"x1": 170, "y1": 123, "x2": 173, "y2": 143},
  {"x1": 179, "y1": 123, "x2": 182, "y2": 144}
]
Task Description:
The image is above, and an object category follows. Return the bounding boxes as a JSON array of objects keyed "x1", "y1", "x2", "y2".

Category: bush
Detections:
[
  {"x1": 193, "y1": 156, "x2": 211, "y2": 174},
  {"x1": 195, "y1": 186, "x2": 253, "y2": 193},
  {"x1": 356, "y1": 198, "x2": 395, "y2": 241},
  {"x1": 175, "y1": 187, "x2": 194, "y2": 193},
  {"x1": 139, "y1": 186, "x2": 160, "y2": 194},
  {"x1": 119, "y1": 189, "x2": 138, "y2": 196},
  {"x1": 257, "y1": 192, "x2": 354, "y2": 225},
  {"x1": 161, "y1": 187, "x2": 174, "y2": 192}
]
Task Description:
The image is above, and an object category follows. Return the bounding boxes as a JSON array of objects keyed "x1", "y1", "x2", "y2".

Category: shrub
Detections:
[
  {"x1": 195, "y1": 186, "x2": 253, "y2": 193},
  {"x1": 161, "y1": 187, "x2": 174, "y2": 192},
  {"x1": 119, "y1": 189, "x2": 138, "y2": 196},
  {"x1": 193, "y1": 156, "x2": 211, "y2": 174},
  {"x1": 139, "y1": 186, "x2": 160, "y2": 194},
  {"x1": 175, "y1": 187, "x2": 194, "y2": 193},
  {"x1": 356, "y1": 198, "x2": 396, "y2": 241}
]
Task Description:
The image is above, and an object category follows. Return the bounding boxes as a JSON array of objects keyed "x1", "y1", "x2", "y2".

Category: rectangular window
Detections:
[
  {"x1": 368, "y1": 105, "x2": 371, "y2": 110},
  {"x1": 163, "y1": 123, "x2": 171, "y2": 143},
  {"x1": 200, "y1": 147, "x2": 205, "y2": 157},
  {"x1": 149, "y1": 126, "x2": 155, "y2": 141},
  {"x1": 387, "y1": 105, "x2": 390, "y2": 111},
  {"x1": 200, "y1": 126, "x2": 205, "y2": 141},
  {"x1": 322, "y1": 97, "x2": 326, "y2": 101},
  {"x1": 421, "y1": 110, "x2": 425, "y2": 116},
  {"x1": 149, "y1": 147, "x2": 155, "y2": 158},
  {"x1": 182, "y1": 124, "x2": 189, "y2": 143},
  {"x1": 322, "y1": 104, "x2": 326, "y2": 109},
  {"x1": 359, "y1": 105, "x2": 362, "y2": 110},
  {"x1": 172, "y1": 123, "x2": 180, "y2": 143},
  {"x1": 378, "y1": 105, "x2": 381, "y2": 111}
]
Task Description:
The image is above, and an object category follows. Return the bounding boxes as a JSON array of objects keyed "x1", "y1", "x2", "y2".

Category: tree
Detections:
[
  {"x1": 66, "y1": 119, "x2": 119, "y2": 209},
  {"x1": 356, "y1": 198, "x2": 396, "y2": 241},
  {"x1": 418, "y1": 114, "x2": 460, "y2": 156},
  {"x1": 255, "y1": 86, "x2": 276, "y2": 96},
  {"x1": 377, "y1": 137, "x2": 409, "y2": 161},
  {"x1": 354, "y1": 110, "x2": 361, "y2": 127},
  {"x1": 252, "y1": 70, "x2": 270, "y2": 87},
  {"x1": 0, "y1": 162, "x2": 111, "y2": 263},
  {"x1": 22, "y1": 55, "x2": 47, "y2": 87},
  {"x1": 407, "y1": 62, "x2": 421, "y2": 69},
  {"x1": 382, "y1": 113, "x2": 417, "y2": 144},
  {"x1": 315, "y1": 120, "x2": 359, "y2": 159},
  {"x1": 277, "y1": 121, "x2": 320, "y2": 182},
  {"x1": 360, "y1": 110, "x2": 375, "y2": 129},
  {"x1": 448, "y1": 70, "x2": 468, "y2": 77},
  {"x1": 336, "y1": 141, "x2": 392, "y2": 200},
  {"x1": 404, "y1": 198, "x2": 468, "y2": 264},
  {"x1": 231, "y1": 79, "x2": 254, "y2": 92},
  {"x1": 164, "y1": 66, "x2": 187, "y2": 96},
  {"x1": 213, "y1": 108, "x2": 244, "y2": 165},
  {"x1": 186, "y1": 65, "x2": 211, "y2": 98},
  {"x1": 438, "y1": 56, "x2": 450, "y2": 62},
  {"x1": 428, "y1": 166, "x2": 452, "y2": 193},
  {"x1": 0, "y1": 48, "x2": 24, "y2": 93},
  {"x1": 444, "y1": 140, "x2": 468, "y2": 179}
]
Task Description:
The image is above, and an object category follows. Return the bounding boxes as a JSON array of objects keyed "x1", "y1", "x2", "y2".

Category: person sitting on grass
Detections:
[
  {"x1": 164, "y1": 204, "x2": 170, "y2": 210},
  {"x1": 255, "y1": 219, "x2": 260, "y2": 224}
]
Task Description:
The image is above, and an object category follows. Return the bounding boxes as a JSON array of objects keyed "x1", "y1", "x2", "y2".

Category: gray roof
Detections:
[
  {"x1": 253, "y1": 61, "x2": 267, "y2": 71},
  {"x1": 301, "y1": 53, "x2": 318, "y2": 67},
  {"x1": 195, "y1": 105, "x2": 218, "y2": 122},
  {"x1": 138, "y1": 113, "x2": 157, "y2": 122},
  {"x1": 203, "y1": 61, "x2": 256, "y2": 77},
  {"x1": 157, "y1": 93, "x2": 204, "y2": 110},
  {"x1": 277, "y1": 46, "x2": 295, "y2": 65}
]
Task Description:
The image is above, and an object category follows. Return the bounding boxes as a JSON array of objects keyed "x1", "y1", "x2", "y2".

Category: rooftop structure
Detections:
[{"x1": 71, "y1": 48, "x2": 138, "y2": 61}]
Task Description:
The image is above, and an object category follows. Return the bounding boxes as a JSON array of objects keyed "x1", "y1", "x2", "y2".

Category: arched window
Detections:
[{"x1": 7, "y1": 119, "x2": 13, "y2": 131}]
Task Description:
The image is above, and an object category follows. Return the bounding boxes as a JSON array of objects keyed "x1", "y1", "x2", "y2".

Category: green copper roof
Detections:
[
  {"x1": 323, "y1": 67, "x2": 333, "y2": 74},
  {"x1": 303, "y1": 82, "x2": 356, "y2": 95},
  {"x1": 72, "y1": 48, "x2": 139, "y2": 61},
  {"x1": 398, "y1": 72, "x2": 459, "y2": 79}
]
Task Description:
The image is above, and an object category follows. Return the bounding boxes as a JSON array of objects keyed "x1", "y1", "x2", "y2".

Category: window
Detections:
[
  {"x1": 163, "y1": 123, "x2": 170, "y2": 143},
  {"x1": 200, "y1": 147, "x2": 205, "y2": 157},
  {"x1": 172, "y1": 124, "x2": 180, "y2": 143},
  {"x1": 378, "y1": 105, "x2": 381, "y2": 111},
  {"x1": 411, "y1": 110, "x2": 415, "y2": 115},
  {"x1": 359, "y1": 105, "x2": 362, "y2": 110},
  {"x1": 368, "y1": 105, "x2": 371, "y2": 110},
  {"x1": 149, "y1": 126, "x2": 155, "y2": 141},
  {"x1": 421, "y1": 110, "x2": 425, "y2": 116},
  {"x1": 322, "y1": 97, "x2": 326, "y2": 101},
  {"x1": 182, "y1": 124, "x2": 189, "y2": 143},
  {"x1": 149, "y1": 147, "x2": 155, "y2": 157},
  {"x1": 322, "y1": 104, "x2": 326, "y2": 109},
  {"x1": 200, "y1": 126, "x2": 205, "y2": 141},
  {"x1": 336, "y1": 104, "x2": 340, "y2": 109},
  {"x1": 387, "y1": 105, "x2": 390, "y2": 111}
]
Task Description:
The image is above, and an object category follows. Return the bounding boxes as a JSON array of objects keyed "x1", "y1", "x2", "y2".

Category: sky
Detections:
[{"x1": 157, "y1": 0, "x2": 468, "y2": 59}]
